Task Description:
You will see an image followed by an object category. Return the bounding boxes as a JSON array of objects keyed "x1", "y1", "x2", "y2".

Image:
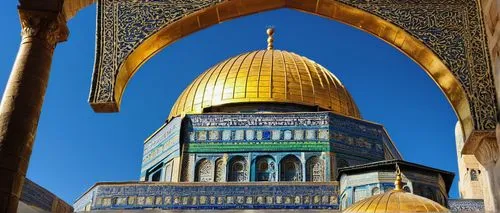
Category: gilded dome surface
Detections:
[
  {"x1": 344, "y1": 169, "x2": 450, "y2": 213},
  {"x1": 343, "y1": 189, "x2": 450, "y2": 213},
  {"x1": 168, "y1": 49, "x2": 361, "y2": 120}
]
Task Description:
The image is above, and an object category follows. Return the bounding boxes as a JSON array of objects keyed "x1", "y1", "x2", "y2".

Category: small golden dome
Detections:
[
  {"x1": 168, "y1": 49, "x2": 361, "y2": 120},
  {"x1": 343, "y1": 168, "x2": 450, "y2": 213}
]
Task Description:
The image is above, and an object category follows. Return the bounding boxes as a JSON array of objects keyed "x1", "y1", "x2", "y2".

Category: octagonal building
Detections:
[{"x1": 74, "y1": 29, "x2": 466, "y2": 212}]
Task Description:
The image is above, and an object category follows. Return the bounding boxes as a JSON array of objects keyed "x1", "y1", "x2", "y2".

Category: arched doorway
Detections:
[{"x1": 280, "y1": 155, "x2": 302, "y2": 181}]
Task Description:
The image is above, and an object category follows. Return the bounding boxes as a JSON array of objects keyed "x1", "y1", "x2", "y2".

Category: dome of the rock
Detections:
[{"x1": 168, "y1": 49, "x2": 360, "y2": 120}]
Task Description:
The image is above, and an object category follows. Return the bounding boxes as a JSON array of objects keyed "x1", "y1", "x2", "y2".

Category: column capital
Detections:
[{"x1": 18, "y1": 9, "x2": 68, "y2": 48}]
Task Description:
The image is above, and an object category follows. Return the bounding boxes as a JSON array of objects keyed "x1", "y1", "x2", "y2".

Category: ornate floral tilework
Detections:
[
  {"x1": 189, "y1": 132, "x2": 196, "y2": 142},
  {"x1": 272, "y1": 130, "x2": 281, "y2": 140},
  {"x1": 256, "y1": 131, "x2": 263, "y2": 140},
  {"x1": 197, "y1": 131, "x2": 207, "y2": 141},
  {"x1": 284, "y1": 130, "x2": 293, "y2": 140},
  {"x1": 222, "y1": 130, "x2": 231, "y2": 140},
  {"x1": 306, "y1": 130, "x2": 316, "y2": 140},
  {"x1": 246, "y1": 130, "x2": 254, "y2": 141},
  {"x1": 209, "y1": 130, "x2": 219, "y2": 140},
  {"x1": 234, "y1": 130, "x2": 244, "y2": 140},
  {"x1": 318, "y1": 129, "x2": 329, "y2": 140},
  {"x1": 294, "y1": 130, "x2": 304, "y2": 140}
]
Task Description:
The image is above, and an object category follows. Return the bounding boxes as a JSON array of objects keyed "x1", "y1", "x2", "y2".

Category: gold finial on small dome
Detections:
[
  {"x1": 267, "y1": 27, "x2": 275, "y2": 50},
  {"x1": 343, "y1": 162, "x2": 451, "y2": 212},
  {"x1": 394, "y1": 164, "x2": 403, "y2": 191}
]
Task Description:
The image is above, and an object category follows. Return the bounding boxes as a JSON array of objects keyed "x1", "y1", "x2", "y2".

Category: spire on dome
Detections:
[
  {"x1": 267, "y1": 27, "x2": 274, "y2": 50},
  {"x1": 394, "y1": 164, "x2": 403, "y2": 191}
]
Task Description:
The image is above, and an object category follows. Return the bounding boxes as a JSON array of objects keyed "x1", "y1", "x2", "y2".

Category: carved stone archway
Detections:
[
  {"x1": 85, "y1": 0, "x2": 496, "y2": 141},
  {"x1": 2, "y1": 0, "x2": 498, "y2": 212}
]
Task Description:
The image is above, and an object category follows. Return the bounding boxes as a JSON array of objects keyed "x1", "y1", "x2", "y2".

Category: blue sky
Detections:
[{"x1": 0, "y1": 3, "x2": 459, "y2": 203}]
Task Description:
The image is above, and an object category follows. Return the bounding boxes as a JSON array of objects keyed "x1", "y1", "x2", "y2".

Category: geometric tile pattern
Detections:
[{"x1": 73, "y1": 182, "x2": 339, "y2": 211}]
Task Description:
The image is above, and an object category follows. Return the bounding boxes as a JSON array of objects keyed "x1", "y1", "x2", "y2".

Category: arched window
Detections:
[
  {"x1": 471, "y1": 169, "x2": 478, "y2": 181},
  {"x1": 228, "y1": 156, "x2": 247, "y2": 182},
  {"x1": 372, "y1": 187, "x2": 380, "y2": 195},
  {"x1": 306, "y1": 156, "x2": 324, "y2": 182},
  {"x1": 280, "y1": 155, "x2": 302, "y2": 181},
  {"x1": 255, "y1": 156, "x2": 276, "y2": 181},
  {"x1": 214, "y1": 158, "x2": 225, "y2": 182},
  {"x1": 195, "y1": 159, "x2": 213, "y2": 182}
]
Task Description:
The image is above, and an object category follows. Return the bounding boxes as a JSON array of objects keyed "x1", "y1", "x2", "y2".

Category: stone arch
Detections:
[
  {"x1": 253, "y1": 155, "x2": 277, "y2": 182},
  {"x1": 227, "y1": 156, "x2": 248, "y2": 182},
  {"x1": 280, "y1": 155, "x2": 302, "y2": 181},
  {"x1": 214, "y1": 158, "x2": 225, "y2": 182},
  {"x1": 306, "y1": 156, "x2": 324, "y2": 182},
  {"x1": 194, "y1": 158, "x2": 213, "y2": 182},
  {"x1": 88, "y1": 0, "x2": 498, "y2": 139}
]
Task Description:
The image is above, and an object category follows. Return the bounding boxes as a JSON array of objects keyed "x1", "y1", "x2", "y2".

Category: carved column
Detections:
[
  {"x1": 0, "y1": 9, "x2": 67, "y2": 212},
  {"x1": 473, "y1": 134, "x2": 500, "y2": 212}
]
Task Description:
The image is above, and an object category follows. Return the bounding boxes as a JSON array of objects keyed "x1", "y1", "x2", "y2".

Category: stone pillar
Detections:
[
  {"x1": 0, "y1": 9, "x2": 67, "y2": 213},
  {"x1": 473, "y1": 134, "x2": 500, "y2": 212}
]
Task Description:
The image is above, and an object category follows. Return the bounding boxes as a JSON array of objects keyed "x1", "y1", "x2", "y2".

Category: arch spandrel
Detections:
[{"x1": 88, "y1": 0, "x2": 497, "y2": 138}]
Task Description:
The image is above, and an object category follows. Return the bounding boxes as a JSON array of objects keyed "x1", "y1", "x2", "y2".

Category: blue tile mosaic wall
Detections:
[
  {"x1": 141, "y1": 117, "x2": 182, "y2": 179},
  {"x1": 184, "y1": 112, "x2": 396, "y2": 161},
  {"x1": 78, "y1": 182, "x2": 339, "y2": 210},
  {"x1": 21, "y1": 178, "x2": 73, "y2": 212}
]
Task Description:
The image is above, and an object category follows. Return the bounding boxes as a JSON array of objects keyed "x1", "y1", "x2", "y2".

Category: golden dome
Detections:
[
  {"x1": 168, "y1": 49, "x2": 361, "y2": 120},
  {"x1": 168, "y1": 28, "x2": 359, "y2": 119},
  {"x1": 343, "y1": 168, "x2": 450, "y2": 213}
]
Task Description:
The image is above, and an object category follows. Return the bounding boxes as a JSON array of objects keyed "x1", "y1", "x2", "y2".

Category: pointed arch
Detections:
[
  {"x1": 194, "y1": 159, "x2": 213, "y2": 182},
  {"x1": 280, "y1": 155, "x2": 302, "y2": 181}
]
